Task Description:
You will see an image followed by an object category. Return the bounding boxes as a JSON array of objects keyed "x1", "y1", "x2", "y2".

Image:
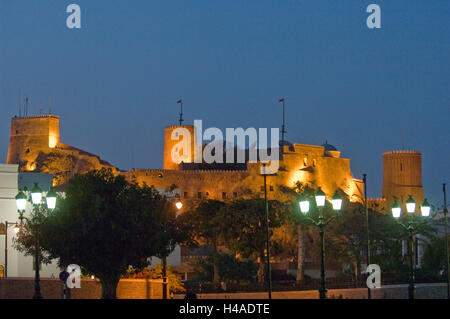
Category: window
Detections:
[
  {"x1": 184, "y1": 192, "x2": 188, "y2": 198},
  {"x1": 198, "y1": 192, "x2": 202, "y2": 199},
  {"x1": 206, "y1": 192, "x2": 209, "y2": 197},
  {"x1": 260, "y1": 186, "x2": 264, "y2": 192},
  {"x1": 400, "y1": 163, "x2": 403, "y2": 171},
  {"x1": 233, "y1": 192, "x2": 238, "y2": 198},
  {"x1": 269, "y1": 186, "x2": 274, "y2": 192},
  {"x1": 222, "y1": 192, "x2": 227, "y2": 199}
]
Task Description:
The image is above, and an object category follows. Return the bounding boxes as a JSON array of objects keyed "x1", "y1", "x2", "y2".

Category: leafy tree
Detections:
[
  {"x1": 280, "y1": 182, "x2": 324, "y2": 282},
  {"x1": 194, "y1": 253, "x2": 257, "y2": 283},
  {"x1": 421, "y1": 236, "x2": 449, "y2": 276},
  {"x1": 177, "y1": 199, "x2": 226, "y2": 282},
  {"x1": 220, "y1": 198, "x2": 285, "y2": 283},
  {"x1": 14, "y1": 169, "x2": 179, "y2": 299}
]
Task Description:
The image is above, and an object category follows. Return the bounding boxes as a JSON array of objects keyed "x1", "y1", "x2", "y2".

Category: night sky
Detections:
[{"x1": 0, "y1": 1, "x2": 448, "y2": 206}]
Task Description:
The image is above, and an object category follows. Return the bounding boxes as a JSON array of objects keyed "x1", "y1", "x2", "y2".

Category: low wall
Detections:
[
  {"x1": 174, "y1": 283, "x2": 448, "y2": 299},
  {"x1": 0, "y1": 278, "x2": 166, "y2": 299}
]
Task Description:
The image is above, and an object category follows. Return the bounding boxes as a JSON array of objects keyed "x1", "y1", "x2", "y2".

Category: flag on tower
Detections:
[
  {"x1": 279, "y1": 98, "x2": 285, "y2": 102},
  {"x1": 177, "y1": 99, "x2": 182, "y2": 103}
]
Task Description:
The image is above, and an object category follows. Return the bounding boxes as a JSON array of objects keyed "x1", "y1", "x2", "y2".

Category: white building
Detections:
[{"x1": 0, "y1": 164, "x2": 60, "y2": 278}]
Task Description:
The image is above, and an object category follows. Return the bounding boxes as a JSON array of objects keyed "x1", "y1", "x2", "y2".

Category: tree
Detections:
[
  {"x1": 279, "y1": 183, "x2": 317, "y2": 282},
  {"x1": 422, "y1": 236, "x2": 449, "y2": 276},
  {"x1": 221, "y1": 198, "x2": 285, "y2": 283},
  {"x1": 14, "y1": 169, "x2": 177, "y2": 299},
  {"x1": 177, "y1": 199, "x2": 226, "y2": 282}
]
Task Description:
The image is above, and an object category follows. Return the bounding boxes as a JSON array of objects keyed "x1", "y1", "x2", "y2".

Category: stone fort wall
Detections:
[{"x1": 6, "y1": 115, "x2": 364, "y2": 203}]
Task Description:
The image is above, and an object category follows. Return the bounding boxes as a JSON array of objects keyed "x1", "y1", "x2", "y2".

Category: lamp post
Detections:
[
  {"x1": 391, "y1": 196, "x2": 430, "y2": 300},
  {"x1": 443, "y1": 183, "x2": 449, "y2": 299},
  {"x1": 15, "y1": 183, "x2": 57, "y2": 299},
  {"x1": 3, "y1": 221, "x2": 20, "y2": 278},
  {"x1": 363, "y1": 174, "x2": 371, "y2": 299},
  {"x1": 162, "y1": 200, "x2": 183, "y2": 299},
  {"x1": 298, "y1": 188, "x2": 342, "y2": 299},
  {"x1": 261, "y1": 163, "x2": 272, "y2": 299}
]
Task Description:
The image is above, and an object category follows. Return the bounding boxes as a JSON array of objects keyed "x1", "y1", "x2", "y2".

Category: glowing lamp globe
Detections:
[
  {"x1": 15, "y1": 190, "x2": 27, "y2": 211},
  {"x1": 299, "y1": 196, "x2": 310, "y2": 214},
  {"x1": 315, "y1": 188, "x2": 326, "y2": 207},
  {"x1": 392, "y1": 200, "x2": 402, "y2": 218},
  {"x1": 406, "y1": 196, "x2": 416, "y2": 213},
  {"x1": 30, "y1": 183, "x2": 43, "y2": 205},
  {"x1": 46, "y1": 189, "x2": 57, "y2": 210},
  {"x1": 175, "y1": 201, "x2": 183, "y2": 210},
  {"x1": 13, "y1": 224, "x2": 20, "y2": 234},
  {"x1": 332, "y1": 191, "x2": 343, "y2": 211},
  {"x1": 420, "y1": 199, "x2": 431, "y2": 217}
]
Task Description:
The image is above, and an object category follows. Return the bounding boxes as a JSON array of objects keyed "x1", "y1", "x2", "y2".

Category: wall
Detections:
[
  {"x1": 0, "y1": 164, "x2": 60, "y2": 278},
  {"x1": 0, "y1": 278, "x2": 166, "y2": 299},
  {"x1": 127, "y1": 143, "x2": 364, "y2": 205},
  {"x1": 174, "y1": 283, "x2": 447, "y2": 299}
]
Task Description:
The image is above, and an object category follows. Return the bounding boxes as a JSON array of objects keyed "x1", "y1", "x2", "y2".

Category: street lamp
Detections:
[
  {"x1": 261, "y1": 162, "x2": 272, "y2": 299},
  {"x1": 298, "y1": 188, "x2": 342, "y2": 299},
  {"x1": 161, "y1": 200, "x2": 184, "y2": 300},
  {"x1": 420, "y1": 199, "x2": 431, "y2": 217},
  {"x1": 391, "y1": 195, "x2": 429, "y2": 300},
  {"x1": 15, "y1": 184, "x2": 57, "y2": 299}
]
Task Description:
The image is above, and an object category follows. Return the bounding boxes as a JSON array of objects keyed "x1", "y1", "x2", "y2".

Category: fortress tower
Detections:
[
  {"x1": 382, "y1": 150, "x2": 424, "y2": 213},
  {"x1": 7, "y1": 115, "x2": 60, "y2": 171},
  {"x1": 6, "y1": 114, "x2": 118, "y2": 185},
  {"x1": 163, "y1": 125, "x2": 196, "y2": 170}
]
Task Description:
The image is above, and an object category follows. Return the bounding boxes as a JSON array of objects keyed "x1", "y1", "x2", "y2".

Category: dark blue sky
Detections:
[{"x1": 0, "y1": 1, "x2": 448, "y2": 206}]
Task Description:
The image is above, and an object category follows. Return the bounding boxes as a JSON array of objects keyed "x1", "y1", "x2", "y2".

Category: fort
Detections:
[{"x1": 6, "y1": 114, "x2": 424, "y2": 212}]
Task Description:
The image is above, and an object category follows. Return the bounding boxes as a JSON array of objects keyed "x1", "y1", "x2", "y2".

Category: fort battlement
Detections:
[
  {"x1": 12, "y1": 115, "x2": 60, "y2": 120},
  {"x1": 383, "y1": 150, "x2": 421, "y2": 155}
]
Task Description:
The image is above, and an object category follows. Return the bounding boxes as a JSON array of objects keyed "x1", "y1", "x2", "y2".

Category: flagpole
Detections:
[
  {"x1": 178, "y1": 100, "x2": 184, "y2": 126},
  {"x1": 279, "y1": 98, "x2": 286, "y2": 152}
]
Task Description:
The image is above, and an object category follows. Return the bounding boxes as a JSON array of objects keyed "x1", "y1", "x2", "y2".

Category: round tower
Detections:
[
  {"x1": 163, "y1": 125, "x2": 196, "y2": 170},
  {"x1": 7, "y1": 115, "x2": 60, "y2": 171},
  {"x1": 382, "y1": 150, "x2": 423, "y2": 213}
]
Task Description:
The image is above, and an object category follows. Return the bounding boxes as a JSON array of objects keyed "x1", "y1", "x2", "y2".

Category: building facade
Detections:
[{"x1": 0, "y1": 164, "x2": 60, "y2": 278}]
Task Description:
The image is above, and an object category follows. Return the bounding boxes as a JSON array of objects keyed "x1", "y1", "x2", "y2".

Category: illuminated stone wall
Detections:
[
  {"x1": 126, "y1": 143, "x2": 364, "y2": 205},
  {"x1": 6, "y1": 115, "x2": 363, "y2": 202}
]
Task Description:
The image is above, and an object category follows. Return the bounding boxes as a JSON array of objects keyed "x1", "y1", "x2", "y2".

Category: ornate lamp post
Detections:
[
  {"x1": 15, "y1": 184, "x2": 57, "y2": 299},
  {"x1": 161, "y1": 200, "x2": 183, "y2": 299},
  {"x1": 391, "y1": 196, "x2": 430, "y2": 300},
  {"x1": 443, "y1": 183, "x2": 449, "y2": 300},
  {"x1": 298, "y1": 188, "x2": 342, "y2": 299},
  {"x1": 261, "y1": 162, "x2": 272, "y2": 299}
]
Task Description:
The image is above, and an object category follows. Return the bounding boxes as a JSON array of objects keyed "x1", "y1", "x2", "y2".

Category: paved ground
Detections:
[{"x1": 174, "y1": 283, "x2": 448, "y2": 299}]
